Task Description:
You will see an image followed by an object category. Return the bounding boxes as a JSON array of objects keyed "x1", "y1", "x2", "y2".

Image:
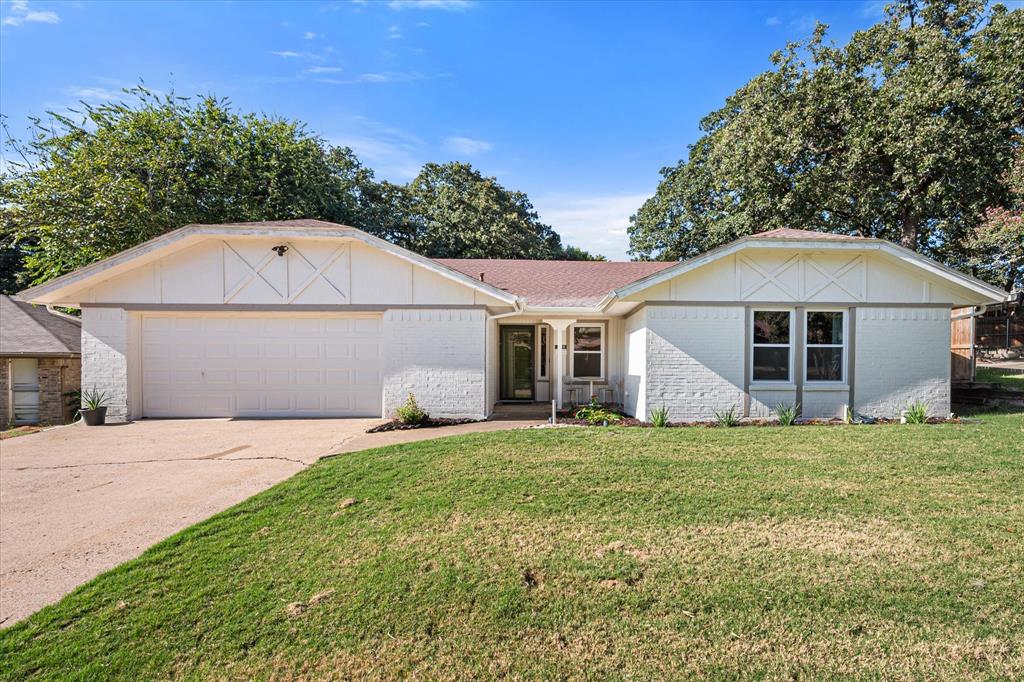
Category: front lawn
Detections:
[
  {"x1": 2, "y1": 411, "x2": 1022, "y2": 679},
  {"x1": 976, "y1": 365, "x2": 1024, "y2": 391}
]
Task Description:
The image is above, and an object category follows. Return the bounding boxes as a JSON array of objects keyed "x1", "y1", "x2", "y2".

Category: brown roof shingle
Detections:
[
  {"x1": 434, "y1": 259, "x2": 677, "y2": 307},
  {"x1": 0, "y1": 295, "x2": 81, "y2": 357}
]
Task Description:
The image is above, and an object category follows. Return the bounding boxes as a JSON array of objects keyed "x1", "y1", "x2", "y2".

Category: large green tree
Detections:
[
  {"x1": 629, "y1": 1, "x2": 1023, "y2": 270},
  {"x1": 2, "y1": 88, "x2": 386, "y2": 288},
  {"x1": 386, "y1": 162, "x2": 567, "y2": 259}
]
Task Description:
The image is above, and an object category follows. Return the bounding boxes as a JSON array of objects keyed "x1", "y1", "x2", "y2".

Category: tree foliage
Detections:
[
  {"x1": 968, "y1": 144, "x2": 1024, "y2": 291},
  {"x1": 380, "y1": 162, "x2": 566, "y2": 259},
  {"x1": 1, "y1": 89, "x2": 599, "y2": 291},
  {"x1": 2, "y1": 87, "x2": 386, "y2": 287},
  {"x1": 629, "y1": 0, "x2": 1023, "y2": 271}
]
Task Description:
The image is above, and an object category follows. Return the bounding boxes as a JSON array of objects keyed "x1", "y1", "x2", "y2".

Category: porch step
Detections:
[{"x1": 491, "y1": 402, "x2": 552, "y2": 421}]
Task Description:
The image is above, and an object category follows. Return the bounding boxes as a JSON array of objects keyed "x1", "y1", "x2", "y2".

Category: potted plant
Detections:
[{"x1": 80, "y1": 388, "x2": 109, "y2": 426}]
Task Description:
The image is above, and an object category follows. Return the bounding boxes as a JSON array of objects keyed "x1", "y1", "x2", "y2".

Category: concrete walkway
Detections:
[{"x1": 0, "y1": 417, "x2": 542, "y2": 627}]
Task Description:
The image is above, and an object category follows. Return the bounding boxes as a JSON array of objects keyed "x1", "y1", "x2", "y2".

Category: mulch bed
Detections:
[
  {"x1": 366, "y1": 418, "x2": 483, "y2": 433},
  {"x1": 554, "y1": 415, "x2": 968, "y2": 428}
]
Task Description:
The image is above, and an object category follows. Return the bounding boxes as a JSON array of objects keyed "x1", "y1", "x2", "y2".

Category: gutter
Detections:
[{"x1": 487, "y1": 298, "x2": 526, "y2": 320}]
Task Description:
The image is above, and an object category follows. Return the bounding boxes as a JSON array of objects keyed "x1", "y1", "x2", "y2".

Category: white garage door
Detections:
[{"x1": 141, "y1": 314, "x2": 384, "y2": 418}]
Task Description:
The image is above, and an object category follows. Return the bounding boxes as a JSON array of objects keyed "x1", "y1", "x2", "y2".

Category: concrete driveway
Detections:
[{"x1": 0, "y1": 417, "x2": 377, "y2": 627}]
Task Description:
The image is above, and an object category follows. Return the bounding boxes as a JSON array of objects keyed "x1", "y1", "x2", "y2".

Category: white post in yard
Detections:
[{"x1": 545, "y1": 319, "x2": 575, "y2": 410}]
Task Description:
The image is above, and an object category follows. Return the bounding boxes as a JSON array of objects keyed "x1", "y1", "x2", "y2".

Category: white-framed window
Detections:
[
  {"x1": 751, "y1": 309, "x2": 793, "y2": 382},
  {"x1": 570, "y1": 323, "x2": 604, "y2": 379},
  {"x1": 537, "y1": 325, "x2": 549, "y2": 380},
  {"x1": 805, "y1": 310, "x2": 846, "y2": 383}
]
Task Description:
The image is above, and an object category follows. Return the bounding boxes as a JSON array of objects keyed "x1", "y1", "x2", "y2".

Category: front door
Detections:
[{"x1": 500, "y1": 325, "x2": 535, "y2": 400}]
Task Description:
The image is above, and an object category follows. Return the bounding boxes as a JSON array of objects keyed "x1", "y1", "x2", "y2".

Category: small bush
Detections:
[
  {"x1": 650, "y1": 405, "x2": 670, "y2": 428},
  {"x1": 395, "y1": 393, "x2": 428, "y2": 425},
  {"x1": 775, "y1": 402, "x2": 799, "y2": 426},
  {"x1": 903, "y1": 400, "x2": 929, "y2": 424},
  {"x1": 574, "y1": 398, "x2": 622, "y2": 425},
  {"x1": 712, "y1": 406, "x2": 740, "y2": 427}
]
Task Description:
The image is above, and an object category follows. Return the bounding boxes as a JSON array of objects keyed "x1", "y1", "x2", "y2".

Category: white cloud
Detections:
[
  {"x1": 442, "y1": 136, "x2": 492, "y2": 156},
  {"x1": 533, "y1": 193, "x2": 650, "y2": 261},
  {"x1": 2, "y1": 0, "x2": 60, "y2": 26},
  {"x1": 318, "y1": 71, "x2": 427, "y2": 84},
  {"x1": 329, "y1": 117, "x2": 425, "y2": 180},
  {"x1": 305, "y1": 66, "x2": 343, "y2": 74},
  {"x1": 64, "y1": 85, "x2": 123, "y2": 101},
  {"x1": 861, "y1": 1, "x2": 887, "y2": 18},
  {"x1": 304, "y1": 31, "x2": 320, "y2": 39},
  {"x1": 765, "y1": 16, "x2": 780, "y2": 27},
  {"x1": 789, "y1": 16, "x2": 819, "y2": 33},
  {"x1": 271, "y1": 50, "x2": 303, "y2": 58},
  {"x1": 387, "y1": 0, "x2": 474, "y2": 11},
  {"x1": 388, "y1": 24, "x2": 403, "y2": 39}
]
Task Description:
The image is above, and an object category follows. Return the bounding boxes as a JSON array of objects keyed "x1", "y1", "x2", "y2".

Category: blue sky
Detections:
[{"x1": 2, "y1": 0, "x2": 898, "y2": 259}]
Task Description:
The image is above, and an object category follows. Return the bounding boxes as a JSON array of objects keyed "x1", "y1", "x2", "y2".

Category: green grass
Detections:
[
  {"x1": 976, "y1": 366, "x2": 1024, "y2": 391},
  {"x1": 2, "y1": 411, "x2": 1023, "y2": 680}
]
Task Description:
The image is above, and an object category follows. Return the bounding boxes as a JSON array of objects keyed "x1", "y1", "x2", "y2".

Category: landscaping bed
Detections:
[{"x1": 366, "y1": 417, "x2": 483, "y2": 433}]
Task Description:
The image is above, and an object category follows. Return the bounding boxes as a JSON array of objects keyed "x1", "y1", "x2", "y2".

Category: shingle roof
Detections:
[
  {"x1": 0, "y1": 295, "x2": 81, "y2": 357},
  {"x1": 755, "y1": 228, "x2": 867, "y2": 241},
  {"x1": 435, "y1": 259, "x2": 677, "y2": 307}
]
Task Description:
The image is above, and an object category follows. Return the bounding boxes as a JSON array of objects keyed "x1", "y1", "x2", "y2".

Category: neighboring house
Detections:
[
  {"x1": 0, "y1": 295, "x2": 82, "y2": 425},
  {"x1": 17, "y1": 220, "x2": 1008, "y2": 423}
]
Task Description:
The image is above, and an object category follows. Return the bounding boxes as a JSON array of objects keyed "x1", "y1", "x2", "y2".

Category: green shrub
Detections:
[
  {"x1": 574, "y1": 399, "x2": 622, "y2": 426},
  {"x1": 712, "y1": 406, "x2": 740, "y2": 427},
  {"x1": 395, "y1": 393, "x2": 428, "y2": 425},
  {"x1": 903, "y1": 400, "x2": 929, "y2": 424},
  {"x1": 775, "y1": 402, "x2": 799, "y2": 426},
  {"x1": 80, "y1": 387, "x2": 109, "y2": 410},
  {"x1": 650, "y1": 405, "x2": 670, "y2": 428}
]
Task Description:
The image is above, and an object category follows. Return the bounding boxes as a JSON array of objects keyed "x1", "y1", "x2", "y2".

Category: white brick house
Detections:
[{"x1": 19, "y1": 221, "x2": 1007, "y2": 422}]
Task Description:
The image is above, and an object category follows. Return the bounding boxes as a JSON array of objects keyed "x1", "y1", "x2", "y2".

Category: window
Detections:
[
  {"x1": 806, "y1": 311, "x2": 845, "y2": 382},
  {"x1": 752, "y1": 310, "x2": 792, "y2": 382},
  {"x1": 570, "y1": 324, "x2": 604, "y2": 379},
  {"x1": 538, "y1": 326, "x2": 548, "y2": 379}
]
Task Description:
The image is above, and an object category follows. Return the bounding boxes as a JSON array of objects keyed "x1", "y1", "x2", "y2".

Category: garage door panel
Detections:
[{"x1": 142, "y1": 314, "x2": 383, "y2": 418}]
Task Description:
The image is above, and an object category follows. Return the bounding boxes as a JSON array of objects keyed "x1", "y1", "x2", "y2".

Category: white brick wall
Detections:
[
  {"x1": 645, "y1": 306, "x2": 746, "y2": 421},
  {"x1": 81, "y1": 307, "x2": 130, "y2": 422},
  {"x1": 855, "y1": 307, "x2": 951, "y2": 418},
  {"x1": 623, "y1": 309, "x2": 647, "y2": 419},
  {"x1": 383, "y1": 308, "x2": 487, "y2": 419}
]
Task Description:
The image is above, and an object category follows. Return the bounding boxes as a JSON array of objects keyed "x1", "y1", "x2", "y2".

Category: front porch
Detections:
[{"x1": 493, "y1": 315, "x2": 625, "y2": 414}]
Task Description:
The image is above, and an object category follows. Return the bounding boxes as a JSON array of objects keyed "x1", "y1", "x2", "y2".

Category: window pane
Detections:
[
  {"x1": 807, "y1": 347, "x2": 843, "y2": 381},
  {"x1": 573, "y1": 326, "x2": 602, "y2": 351},
  {"x1": 573, "y1": 352, "x2": 601, "y2": 378},
  {"x1": 753, "y1": 346, "x2": 790, "y2": 381},
  {"x1": 753, "y1": 311, "x2": 790, "y2": 344},
  {"x1": 807, "y1": 312, "x2": 843, "y2": 345}
]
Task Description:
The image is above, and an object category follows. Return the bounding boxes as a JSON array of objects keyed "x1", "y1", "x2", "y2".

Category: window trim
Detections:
[
  {"x1": 804, "y1": 309, "x2": 847, "y2": 385},
  {"x1": 537, "y1": 325, "x2": 549, "y2": 380},
  {"x1": 569, "y1": 322, "x2": 605, "y2": 380},
  {"x1": 750, "y1": 308, "x2": 794, "y2": 385}
]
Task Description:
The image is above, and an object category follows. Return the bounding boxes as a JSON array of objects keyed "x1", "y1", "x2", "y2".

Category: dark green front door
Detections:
[{"x1": 500, "y1": 326, "x2": 534, "y2": 400}]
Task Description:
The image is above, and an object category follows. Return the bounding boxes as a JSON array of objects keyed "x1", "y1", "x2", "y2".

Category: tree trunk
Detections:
[{"x1": 900, "y1": 211, "x2": 918, "y2": 250}]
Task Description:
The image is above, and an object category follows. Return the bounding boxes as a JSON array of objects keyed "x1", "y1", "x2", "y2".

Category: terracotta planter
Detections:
[{"x1": 81, "y1": 407, "x2": 107, "y2": 426}]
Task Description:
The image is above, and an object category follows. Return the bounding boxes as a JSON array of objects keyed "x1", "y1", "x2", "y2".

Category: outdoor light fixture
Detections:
[{"x1": 272, "y1": 245, "x2": 289, "y2": 257}]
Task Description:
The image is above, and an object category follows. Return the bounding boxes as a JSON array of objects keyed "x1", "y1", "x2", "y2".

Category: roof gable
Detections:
[
  {"x1": 614, "y1": 235, "x2": 1007, "y2": 306},
  {"x1": 19, "y1": 220, "x2": 518, "y2": 307}
]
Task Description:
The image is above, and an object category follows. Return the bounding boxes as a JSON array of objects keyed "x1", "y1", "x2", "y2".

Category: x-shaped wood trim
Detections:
[
  {"x1": 223, "y1": 243, "x2": 285, "y2": 302},
  {"x1": 740, "y1": 254, "x2": 800, "y2": 300},
  {"x1": 285, "y1": 243, "x2": 348, "y2": 303},
  {"x1": 803, "y1": 255, "x2": 864, "y2": 301}
]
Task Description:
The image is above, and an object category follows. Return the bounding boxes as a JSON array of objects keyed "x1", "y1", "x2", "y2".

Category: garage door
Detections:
[{"x1": 141, "y1": 314, "x2": 384, "y2": 418}]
